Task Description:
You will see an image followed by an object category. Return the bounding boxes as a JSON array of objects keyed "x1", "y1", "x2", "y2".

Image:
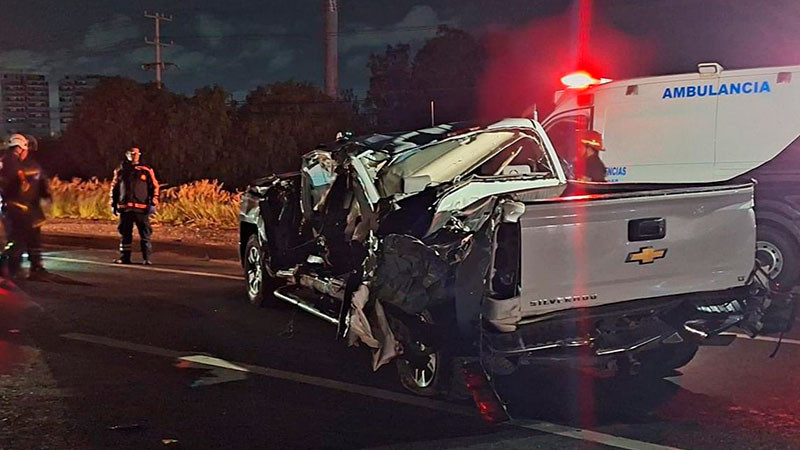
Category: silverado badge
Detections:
[{"x1": 626, "y1": 247, "x2": 667, "y2": 265}]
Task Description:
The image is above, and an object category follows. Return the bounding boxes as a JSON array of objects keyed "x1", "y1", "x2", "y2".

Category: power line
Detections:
[
  {"x1": 142, "y1": 12, "x2": 175, "y2": 89},
  {"x1": 0, "y1": 23, "x2": 448, "y2": 51},
  {"x1": 163, "y1": 25, "x2": 445, "y2": 42}
]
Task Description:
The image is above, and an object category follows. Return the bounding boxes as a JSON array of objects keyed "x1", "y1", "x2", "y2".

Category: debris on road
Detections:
[
  {"x1": 108, "y1": 423, "x2": 141, "y2": 431},
  {"x1": 176, "y1": 355, "x2": 249, "y2": 387}
]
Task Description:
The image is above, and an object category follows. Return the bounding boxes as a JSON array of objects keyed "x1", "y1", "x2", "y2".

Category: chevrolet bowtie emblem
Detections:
[{"x1": 626, "y1": 247, "x2": 667, "y2": 265}]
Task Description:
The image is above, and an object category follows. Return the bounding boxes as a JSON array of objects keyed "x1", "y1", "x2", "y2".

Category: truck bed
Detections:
[{"x1": 487, "y1": 183, "x2": 756, "y2": 327}]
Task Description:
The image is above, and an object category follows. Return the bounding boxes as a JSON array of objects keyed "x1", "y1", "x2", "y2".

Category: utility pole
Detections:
[
  {"x1": 323, "y1": 0, "x2": 339, "y2": 98},
  {"x1": 142, "y1": 11, "x2": 174, "y2": 89}
]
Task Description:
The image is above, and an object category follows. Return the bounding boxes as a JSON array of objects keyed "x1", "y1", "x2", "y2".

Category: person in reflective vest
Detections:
[
  {"x1": 0, "y1": 134, "x2": 51, "y2": 278},
  {"x1": 109, "y1": 147, "x2": 159, "y2": 265}
]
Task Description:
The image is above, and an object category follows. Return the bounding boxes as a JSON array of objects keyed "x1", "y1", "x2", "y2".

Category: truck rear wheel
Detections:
[
  {"x1": 395, "y1": 311, "x2": 446, "y2": 397},
  {"x1": 756, "y1": 224, "x2": 800, "y2": 291},
  {"x1": 393, "y1": 310, "x2": 469, "y2": 399}
]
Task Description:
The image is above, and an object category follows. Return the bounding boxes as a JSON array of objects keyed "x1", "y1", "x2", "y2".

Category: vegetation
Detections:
[
  {"x1": 48, "y1": 178, "x2": 241, "y2": 229},
  {"x1": 40, "y1": 80, "x2": 360, "y2": 189},
  {"x1": 365, "y1": 26, "x2": 486, "y2": 131}
]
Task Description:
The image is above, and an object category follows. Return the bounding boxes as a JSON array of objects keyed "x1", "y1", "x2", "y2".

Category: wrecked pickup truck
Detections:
[{"x1": 239, "y1": 118, "x2": 794, "y2": 399}]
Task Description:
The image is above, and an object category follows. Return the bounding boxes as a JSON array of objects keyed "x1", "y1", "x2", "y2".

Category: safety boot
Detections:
[{"x1": 114, "y1": 254, "x2": 132, "y2": 264}]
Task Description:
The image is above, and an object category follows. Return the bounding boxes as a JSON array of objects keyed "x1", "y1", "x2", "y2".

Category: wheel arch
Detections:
[{"x1": 755, "y1": 201, "x2": 800, "y2": 246}]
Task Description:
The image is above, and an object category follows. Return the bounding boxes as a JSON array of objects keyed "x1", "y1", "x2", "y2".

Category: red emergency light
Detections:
[
  {"x1": 560, "y1": 71, "x2": 599, "y2": 89},
  {"x1": 560, "y1": 71, "x2": 612, "y2": 90}
]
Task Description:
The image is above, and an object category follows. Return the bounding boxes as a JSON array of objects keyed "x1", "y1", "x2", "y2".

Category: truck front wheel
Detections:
[
  {"x1": 756, "y1": 224, "x2": 800, "y2": 291},
  {"x1": 244, "y1": 234, "x2": 280, "y2": 307}
]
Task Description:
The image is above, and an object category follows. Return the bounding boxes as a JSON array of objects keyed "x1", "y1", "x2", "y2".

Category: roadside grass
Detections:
[{"x1": 48, "y1": 178, "x2": 241, "y2": 229}]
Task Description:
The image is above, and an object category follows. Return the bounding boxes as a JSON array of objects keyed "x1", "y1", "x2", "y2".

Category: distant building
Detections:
[
  {"x1": 58, "y1": 74, "x2": 105, "y2": 131},
  {"x1": 0, "y1": 73, "x2": 51, "y2": 137}
]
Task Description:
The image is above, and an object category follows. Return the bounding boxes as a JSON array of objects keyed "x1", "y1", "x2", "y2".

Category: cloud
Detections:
[
  {"x1": 125, "y1": 47, "x2": 153, "y2": 65},
  {"x1": 235, "y1": 39, "x2": 295, "y2": 73},
  {"x1": 346, "y1": 54, "x2": 369, "y2": 72},
  {"x1": 165, "y1": 47, "x2": 219, "y2": 72},
  {"x1": 340, "y1": 5, "x2": 457, "y2": 53},
  {"x1": 195, "y1": 14, "x2": 236, "y2": 48},
  {"x1": 237, "y1": 39, "x2": 281, "y2": 61},
  {"x1": 0, "y1": 49, "x2": 73, "y2": 74},
  {"x1": 83, "y1": 14, "x2": 139, "y2": 50},
  {"x1": 0, "y1": 50, "x2": 50, "y2": 70}
]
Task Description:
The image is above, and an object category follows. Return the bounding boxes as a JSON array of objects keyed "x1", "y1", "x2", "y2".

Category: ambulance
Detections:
[{"x1": 543, "y1": 63, "x2": 800, "y2": 288}]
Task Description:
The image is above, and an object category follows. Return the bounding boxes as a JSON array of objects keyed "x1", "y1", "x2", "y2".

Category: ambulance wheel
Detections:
[
  {"x1": 244, "y1": 234, "x2": 279, "y2": 307},
  {"x1": 756, "y1": 225, "x2": 800, "y2": 291}
]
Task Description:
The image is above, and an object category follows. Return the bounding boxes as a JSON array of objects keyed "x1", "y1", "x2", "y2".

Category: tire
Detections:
[
  {"x1": 756, "y1": 224, "x2": 800, "y2": 291},
  {"x1": 243, "y1": 233, "x2": 279, "y2": 307},
  {"x1": 395, "y1": 310, "x2": 456, "y2": 398},
  {"x1": 637, "y1": 343, "x2": 699, "y2": 377}
]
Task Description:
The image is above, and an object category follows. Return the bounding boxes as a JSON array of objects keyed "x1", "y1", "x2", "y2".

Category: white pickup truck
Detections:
[{"x1": 239, "y1": 118, "x2": 790, "y2": 401}]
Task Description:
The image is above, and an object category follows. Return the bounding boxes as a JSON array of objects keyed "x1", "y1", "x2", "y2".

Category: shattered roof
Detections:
[{"x1": 356, "y1": 121, "x2": 483, "y2": 155}]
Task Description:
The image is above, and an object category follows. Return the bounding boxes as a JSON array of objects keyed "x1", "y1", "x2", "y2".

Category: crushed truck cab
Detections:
[{"x1": 239, "y1": 118, "x2": 795, "y2": 402}]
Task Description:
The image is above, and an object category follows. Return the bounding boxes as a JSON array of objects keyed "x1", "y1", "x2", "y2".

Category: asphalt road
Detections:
[{"x1": 1, "y1": 238, "x2": 800, "y2": 450}]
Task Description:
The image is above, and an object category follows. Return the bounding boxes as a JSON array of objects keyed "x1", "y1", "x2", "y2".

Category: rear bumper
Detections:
[{"x1": 483, "y1": 286, "x2": 756, "y2": 357}]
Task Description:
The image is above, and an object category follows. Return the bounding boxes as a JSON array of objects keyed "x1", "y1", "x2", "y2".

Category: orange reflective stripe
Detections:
[
  {"x1": 122, "y1": 202, "x2": 148, "y2": 209},
  {"x1": 139, "y1": 165, "x2": 160, "y2": 199}
]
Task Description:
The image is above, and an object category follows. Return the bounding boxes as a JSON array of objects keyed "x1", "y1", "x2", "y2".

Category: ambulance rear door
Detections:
[{"x1": 714, "y1": 66, "x2": 800, "y2": 180}]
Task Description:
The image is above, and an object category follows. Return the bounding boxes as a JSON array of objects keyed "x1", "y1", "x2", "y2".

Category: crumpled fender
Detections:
[{"x1": 369, "y1": 234, "x2": 450, "y2": 315}]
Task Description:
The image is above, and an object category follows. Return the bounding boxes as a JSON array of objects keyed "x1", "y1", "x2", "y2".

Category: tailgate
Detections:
[{"x1": 517, "y1": 184, "x2": 755, "y2": 317}]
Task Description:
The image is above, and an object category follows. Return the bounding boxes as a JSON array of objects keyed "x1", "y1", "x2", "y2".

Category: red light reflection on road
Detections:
[{"x1": 0, "y1": 280, "x2": 33, "y2": 375}]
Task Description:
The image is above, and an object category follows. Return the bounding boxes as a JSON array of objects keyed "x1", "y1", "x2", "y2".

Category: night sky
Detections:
[{"x1": 2, "y1": 0, "x2": 800, "y2": 102}]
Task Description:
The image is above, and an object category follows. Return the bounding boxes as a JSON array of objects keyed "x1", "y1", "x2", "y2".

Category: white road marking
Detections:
[
  {"x1": 178, "y1": 356, "x2": 249, "y2": 387},
  {"x1": 722, "y1": 332, "x2": 800, "y2": 346},
  {"x1": 61, "y1": 332, "x2": 684, "y2": 450},
  {"x1": 180, "y1": 355, "x2": 250, "y2": 372},
  {"x1": 62, "y1": 333, "x2": 183, "y2": 358},
  {"x1": 514, "y1": 421, "x2": 683, "y2": 450},
  {"x1": 45, "y1": 256, "x2": 243, "y2": 281}
]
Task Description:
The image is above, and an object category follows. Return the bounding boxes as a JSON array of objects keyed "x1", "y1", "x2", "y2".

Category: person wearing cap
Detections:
[
  {"x1": 109, "y1": 147, "x2": 160, "y2": 265},
  {"x1": 574, "y1": 129, "x2": 607, "y2": 182},
  {"x1": 0, "y1": 133, "x2": 51, "y2": 278}
]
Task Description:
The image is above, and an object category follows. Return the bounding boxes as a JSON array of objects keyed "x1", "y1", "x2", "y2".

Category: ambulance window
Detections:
[{"x1": 546, "y1": 114, "x2": 590, "y2": 162}]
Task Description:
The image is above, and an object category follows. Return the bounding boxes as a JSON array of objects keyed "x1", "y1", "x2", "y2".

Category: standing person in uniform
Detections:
[
  {"x1": 574, "y1": 129, "x2": 607, "y2": 182},
  {"x1": 110, "y1": 147, "x2": 159, "y2": 265},
  {"x1": 0, "y1": 134, "x2": 51, "y2": 278}
]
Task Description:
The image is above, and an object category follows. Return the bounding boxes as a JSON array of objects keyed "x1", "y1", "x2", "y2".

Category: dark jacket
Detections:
[
  {"x1": 574, "y1": 153, "x2": 607, "y2": 182},
  {"x1": 0, "y1": 149, "x2": 50, "y2": 225},
  {"x1": 110, "y1": 160, "x2": 160, "y2": 212}
]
